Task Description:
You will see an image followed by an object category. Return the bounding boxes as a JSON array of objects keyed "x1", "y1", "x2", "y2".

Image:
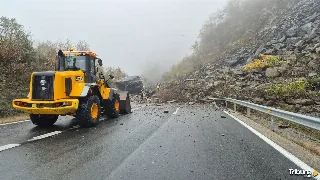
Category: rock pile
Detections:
[{"x1": 162, "y1": 0, "x2": 320, "y2": 116}]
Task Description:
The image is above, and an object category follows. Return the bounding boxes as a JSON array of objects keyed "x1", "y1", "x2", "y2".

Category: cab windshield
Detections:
[{"x1": 64, "y1": 55, "x2": 86, "y2": 71}]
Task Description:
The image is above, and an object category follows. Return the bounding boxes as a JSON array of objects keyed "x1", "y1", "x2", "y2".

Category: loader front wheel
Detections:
[
  {"x1": 76, "y1": 95, "x2": 101, "y2": 128},
  {"x1": 106, "y1": 95, "x2": 120, "y2": 119},
  {"x1": 30, "y1": 114, "x2": 58, "y2": 127}
]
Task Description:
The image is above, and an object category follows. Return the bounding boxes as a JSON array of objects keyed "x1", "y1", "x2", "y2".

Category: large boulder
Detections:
[
  {"x1": 286, "y1": 26, "x2": 298, "y2": 37},
  {"x1": 300, "y1": 22, "x2": 313, "y2": 35},
  {"x1": 265, "y1": 67, "x2": 281, "y2": 78},
  {"x1": 115, "y1": 76, "x2": 144, "y2": 95}
]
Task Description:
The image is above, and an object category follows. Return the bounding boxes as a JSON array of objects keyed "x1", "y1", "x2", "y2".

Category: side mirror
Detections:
[{"x1": 109, "y1": 75, "x2": 115, "y2": 79}]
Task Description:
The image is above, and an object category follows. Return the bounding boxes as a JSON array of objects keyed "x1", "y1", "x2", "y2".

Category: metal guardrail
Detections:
[{"x1": 210, "y1": 98, "x2": 320, "y2": 131}]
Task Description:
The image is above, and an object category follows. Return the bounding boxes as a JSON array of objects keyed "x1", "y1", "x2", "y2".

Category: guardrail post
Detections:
[
  {"x1": 270, "y1": 117, "x2": 275, "y2": 131},
  {"x1": 247, "y1": 108, "x2": 251, "y2": 117},
  {"x1": 234, "y1": 103, "x2": 237, "y2": 111}
]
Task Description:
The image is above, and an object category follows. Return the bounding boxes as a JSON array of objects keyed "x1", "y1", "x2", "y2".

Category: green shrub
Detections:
[
  {"x1": 243, "y1": 54, "x2": 285, "y2": 71},
  {"x1": 265, "y1": 80, "x2": 309, "y2": 96}
]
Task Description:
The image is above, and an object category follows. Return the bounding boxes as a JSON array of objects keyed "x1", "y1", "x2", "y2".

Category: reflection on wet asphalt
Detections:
[{"x1": 0, "y1": 104, "x2": 304, "y2": 180}]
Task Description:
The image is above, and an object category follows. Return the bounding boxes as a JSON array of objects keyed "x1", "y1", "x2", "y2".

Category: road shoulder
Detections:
[
  {"x1": 0, "y1": 114, "x2": 29, "y2": 125},
  {"x1": 225, "y1": 110, "x2": 320, "y2": 171}
]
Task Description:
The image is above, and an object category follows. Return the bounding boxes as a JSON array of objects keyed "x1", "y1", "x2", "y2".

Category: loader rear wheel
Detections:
[
  {"x1": 76, "y1": 95, "x2": 101, "y2": 128},
  {"x1": 30, "y1": 114, "x2": 58, "y2": 127},
  {"x1": 106, "y1": 95, "x2": 120, "y2": 119}
]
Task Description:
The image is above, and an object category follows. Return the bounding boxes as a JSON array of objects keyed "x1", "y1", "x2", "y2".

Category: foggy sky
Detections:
[{"x1": 0, "y1": 0, "x2": 226, "y2": 76}]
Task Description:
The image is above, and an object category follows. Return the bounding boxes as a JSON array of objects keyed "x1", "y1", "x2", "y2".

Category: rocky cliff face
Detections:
[{"x1": 162, "y1": 0, "x2": 320, "y2": 116}]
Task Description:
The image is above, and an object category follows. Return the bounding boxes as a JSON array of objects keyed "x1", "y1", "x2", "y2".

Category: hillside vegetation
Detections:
[
  {"x1": 0, "y1": 16, "x2": 126, "y2": 118},
  {"x1": 161, "y1": 0, "x2": 320, "y2": 116}
]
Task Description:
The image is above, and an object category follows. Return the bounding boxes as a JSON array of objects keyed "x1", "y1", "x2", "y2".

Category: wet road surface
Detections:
[{"x1": 0, "y1": 104, "x2": 309, "y2": 180}]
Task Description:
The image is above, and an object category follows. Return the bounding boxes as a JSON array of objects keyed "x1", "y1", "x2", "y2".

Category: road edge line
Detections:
[
  {"x1": 0, "y1": 120, "x2": 31, "y2": 126},
  {"x1": 224, "y1": 110, "x2": 319, "y2": 180}
]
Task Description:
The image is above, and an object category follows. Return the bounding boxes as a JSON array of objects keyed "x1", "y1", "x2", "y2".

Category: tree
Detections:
[
  {"x1": 34, "y1": 41, "x2": 57, "y2": 70},
  {"x1": 55, "y1": 39, "x2": 90, "y2": 51},
  {"x1": 0, "y1": 16, "x2": 35, "y2": 117},
  {"x1": 0, "y1": 16, "x2": 33, "y2": 66},
  {"x1": 56, "y1": 39, "x2": 73, "y2": 51},
  {"x1": 75, "y1": 40, "x2": 90, "y2": 51},
  {"x1": 105, "y1": 66, "x2": 127, "y2": 80}
]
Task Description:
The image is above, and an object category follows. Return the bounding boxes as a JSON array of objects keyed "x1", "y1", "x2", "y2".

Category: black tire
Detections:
[
  {"x1": 30, "y1": 114, "x2": 58, "y2": 127},
  {"x1": 76, "y1": 95, "x2": 101, "y2": 128},
  {"x1": 105, "y1": 94, "x2": 120, "y2": 119}
]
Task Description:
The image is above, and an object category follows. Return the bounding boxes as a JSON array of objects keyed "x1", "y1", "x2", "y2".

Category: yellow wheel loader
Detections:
[{"x1": 12, "y1": 48, "x2": 131, "y2": 128}]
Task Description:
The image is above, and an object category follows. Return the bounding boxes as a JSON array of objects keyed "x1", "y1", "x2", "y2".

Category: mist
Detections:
[{"x1": 0, "y1": 0, "x2": 226, "y2": 80}]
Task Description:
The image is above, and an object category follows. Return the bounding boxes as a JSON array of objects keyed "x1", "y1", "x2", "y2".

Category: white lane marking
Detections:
[
  {"x1": 2, "y1": 106, "x2": 141, "y2": 152},
  {"x1": 27, "y1": 131, "x2": 62, "y2": 142},
  {"x1": 224, "y1": 110, "x2": 320, "y2": 180},
  {"x1": 0, "y1": 144, "x2": 21, "y2": 152},
  {"x1": 173, "y1": 107, "x2": 180, "y2": 115},
  {"x1": 0, "y1": 120, "x2": 30, "y2": 126}
]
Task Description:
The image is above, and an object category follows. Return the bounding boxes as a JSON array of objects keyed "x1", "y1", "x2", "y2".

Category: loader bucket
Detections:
[{"x1": 118, "y1": 91, "x2": 131, "y2": 114}]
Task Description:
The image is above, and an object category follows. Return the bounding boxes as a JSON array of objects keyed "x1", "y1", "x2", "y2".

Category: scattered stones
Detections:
[
  {"x1": 189, "y1": 102, "x2": 195, "y2": 105},
  {"x1": 278, "y1": 125, "x2": 290, "y2": 129},
  {"x1": 232, "y1": 69, "x2": 245, "y2": 75},
  {"x1": 314, "y1": 43, "x2": 320, "y2": 49},
  {"x1": 295, "y1": 40, "x2": 305, "y2": 48},
  {"x1": 265, "y1": 100, "x2": 275, "y2": 106},
  {"x1": 293, "y1": 99, "x2": 314, "y2": 106},
  {"x1": 300, "y1": 106, "x2": 313, "y2": 113},
  {"x1": 253, "y1": 98, "x2": 264, "y2": 104},
  {"x1": 308, "y1": 72, "x2": 317, "y2": 77}
]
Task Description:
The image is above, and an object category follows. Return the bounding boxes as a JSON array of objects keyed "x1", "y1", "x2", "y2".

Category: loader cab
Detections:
[{"x1": 56, "y1": 49, "x2": 97, "y2": 83}]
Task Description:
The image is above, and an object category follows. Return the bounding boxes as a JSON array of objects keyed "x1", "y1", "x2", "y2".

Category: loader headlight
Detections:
[
  {"x1": 14, "y1": 101, "x2": 22, "y2": 106},
  {"x1": 15, "y1": 101, "x2": 28, "y2": 107},
  {"x1": 62, "y1": 102, "x2": 72, "y2": 106}
]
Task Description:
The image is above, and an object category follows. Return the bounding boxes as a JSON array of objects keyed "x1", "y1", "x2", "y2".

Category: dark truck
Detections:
[{"x1": 115, "y1": 76, "x2": 144, "y2": 95}]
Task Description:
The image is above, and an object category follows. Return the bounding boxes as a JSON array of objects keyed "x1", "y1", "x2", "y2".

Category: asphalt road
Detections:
[{"x1": 0, "y1": 103, "x2": 311, "y2": 180}]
